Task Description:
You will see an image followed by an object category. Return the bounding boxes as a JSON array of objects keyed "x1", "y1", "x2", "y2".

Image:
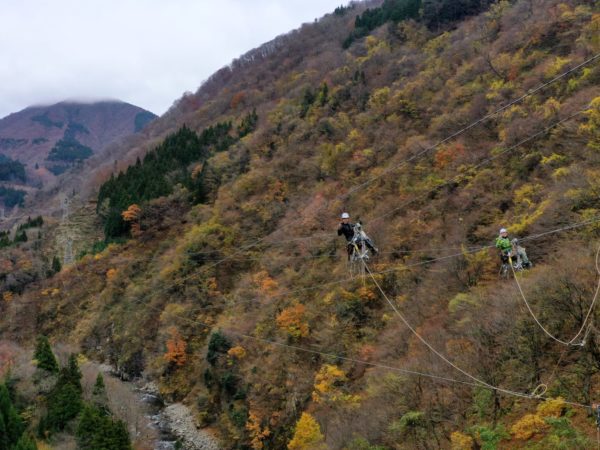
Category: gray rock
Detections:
[{"x1": 162, "y1": 404, "x2": 220, "y2": 450}]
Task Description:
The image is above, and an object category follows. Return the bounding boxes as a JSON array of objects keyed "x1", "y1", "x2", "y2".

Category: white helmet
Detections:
[
  {"x1": 499, "y1": 228, "x2": 507, "y2": 234},
  {"x1": 341, "y1": 212, "x2": 350, "y2": 219}
]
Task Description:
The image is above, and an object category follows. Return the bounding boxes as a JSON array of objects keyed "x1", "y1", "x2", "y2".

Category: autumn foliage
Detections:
[
  {"x1": 121, "y1": 204, "x2": 142, "y2": 236},
  {"x1": 6, "y1": 1, "x2": 600, "y2": 449},
  {"x1": 246, "y1": 411, "x2": 271, "y2": 450},
  {"x1": 288, "y1": 413, "x2": 325, "y2": 450},
  {"x1": 276, "y1": 304, "x2": 309, "y2": 338},
  {"x1": 164, "y1": 327, "x2": 187, "y2": 367}
]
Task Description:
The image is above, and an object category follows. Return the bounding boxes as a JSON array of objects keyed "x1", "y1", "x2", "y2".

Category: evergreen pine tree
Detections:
[
  {"x1": 0, "y1": 383, "x2": 24, "y2": 447},
  {"x1": 63, "y1": 354, "x2": 82, "y2": 393},
  {"x1": 0, "y1": 413, "x2": 8, "y2": 450},
  {"x1": 36, "y1": 416, "x2": 48, "y2": 440},
  {"x1": 76, "y1": 405, "x2": 99, "y2": 449},
  {"x1": 51, "y1": 256, "x2": 61, "y2": 274},
  {"x1": 77, "y1": 404, "x2": 132, "y2": 450},
  {"x1": 12, "y1": 434, "x2": 37, "y2": 450},
  {"x1": 13, "y1": 230, "x2": 27, "y2": 244},
  {"x1": 111, "y1": 419, "x2": 132, "y2": 450},
  {"x1": 39, "y1": 355, "x2": 83, "y2": 435},
  {"x1": 92, "y1": 373, "x2": 108, "y2": 411},
  {"x1": 318, "y1": 83, "x2": 329, "y2": 106},
  {"x1": 92, "y1": 373, "x2": 105, "y2": 396},
  {"x1": 33, "y1": 336, "x2": 58, "y2": 373},
  {"x1": 43, "y1": 381, "x2": 82, "y2": 432}
]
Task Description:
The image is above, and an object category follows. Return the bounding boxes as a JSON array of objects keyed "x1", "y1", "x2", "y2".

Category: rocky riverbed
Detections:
[
  {"x1": 161, "y1": 403, "x2": 220, "y2": 450},
  {"x1": 90, "y1": 365, "x2": 220, "y2": 450}
]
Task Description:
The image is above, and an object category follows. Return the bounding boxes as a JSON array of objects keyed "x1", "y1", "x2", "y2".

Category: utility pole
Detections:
[
  {"x1": 62, "y1": 195, "x2": 69, "y2": 221},
  {"x1": 63, "y1": 236, "x2": 73, "y2": 265}
]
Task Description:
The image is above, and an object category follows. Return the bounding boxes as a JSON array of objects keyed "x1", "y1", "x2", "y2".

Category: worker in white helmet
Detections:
[
  {"x1": 337, "y1": 212, "x2": 378, "y2": 259},
  {"x1": 496, "y1": 227, "x2": 531, "y2": 269}
]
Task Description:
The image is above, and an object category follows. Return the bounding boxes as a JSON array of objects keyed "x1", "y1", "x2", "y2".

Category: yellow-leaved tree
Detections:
[
  {"x1": 288, "y1": 413, "x2": 326, "y2": 450},
  {"x1": 312, "y1": 364, "x2": 346, "y2": 403},
  {"x1": 510, "y1": 397, "x2": 566, "y2": 440},
  {"x1": 450, "y1": 431, "x2": 474, "y2": 450},
  {"x1": 581, "y1": 96, "x2": 600, "y2": 152}
]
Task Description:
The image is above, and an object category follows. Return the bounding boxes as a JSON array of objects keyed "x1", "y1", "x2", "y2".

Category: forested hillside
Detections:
[{"x1": 2, "y1": 0, "x2": 600, "y2": 448}]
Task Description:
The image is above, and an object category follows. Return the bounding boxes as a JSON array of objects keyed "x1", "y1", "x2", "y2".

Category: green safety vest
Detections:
[{"x1": 495, "y1": 236, "x2": 512, "y2": 253}]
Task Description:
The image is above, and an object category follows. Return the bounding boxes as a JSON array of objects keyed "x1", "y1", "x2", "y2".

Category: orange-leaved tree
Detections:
[
  {"x1": 252, "y1": 270, "x2": 278, "y2": 295},
  {"x1": 121, "y1": 204, "x2": 142, "y2": 236},
  {"x1": 164, "y1": 326, "x2": 187, "y2": 367},
  {"x1": 106, "y1": 268, "x2": 118, "y2": 282},
  {"x1": 227, "y1": 345, "x2": 246, "y2": 360},
  {"x1": 230, "y1": 91, "x2": 246, "y2": 109},
  {"x1": 246, "y1": 411, "x2": 271, "y2": 449},
  {"x1": 276, "y1": 303, "x2": 309, "y2": 339}
]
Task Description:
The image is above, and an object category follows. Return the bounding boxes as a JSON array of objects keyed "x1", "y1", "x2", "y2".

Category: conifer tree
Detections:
[
  {"x1": 76, "y1": 405, "x2": 98, "y2": 449},
  {"x1": 42, "y1": 381, "x2": 82, "y2": 433},
  {"x1": 0, "y1": 414, "x2": 8, "y2": 450},
  {"x1": 110, "y1": 419, "x2": 131, "y2": 450},
  {"x1": 13, "y1": 230, "x2": 27, "y2": 244},
  {"x1": 318, "y1": 83, "x2": 329, "y2": 106},
  {"x1": 77, "y1": 404, "x2": 132, "y2": 450},
  {"x1": 39, "y1": 354, "x2": 83, "y2": 435},
  {"x1": 93, "y1": 373, "x2": 106, "y2": 396},
  {"x1": 51, "y1": 256, "x2": 61, "y2": 274},
  {"x1": 63, "y1": 354, "x2": 83, "y2": 393},
  {"x1": 13, "y1": 434, "x2": 37, "y2": 450},
  {"x1": 92, "y1": 373, "x2": 109, "y2": 410},
  {"x1": 0, "y1": 383, "x2": 25, "y2": 447},
  {"x1": 33, "y1": 336, "x2": 58, "y2": 373}
]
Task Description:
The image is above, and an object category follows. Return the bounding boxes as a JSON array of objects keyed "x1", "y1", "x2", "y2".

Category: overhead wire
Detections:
[
  {"x1": 14, "y1": 50, "x2": 600, "y2": 421},
  {"x1": 25, "y1": 218, "x2": 598, "y2": 411},
  {"x1": 362, "y1": 260, "x2": 589, "y2": 409},
  {"x1": 102, "y1": 250, "x2": 594, "y2": 410},
  {"x1": 371, "y1": 108, "x2": 587, "y2": 223},
  {"x1": 19, "y1": 174, "x2": 600, "y2": 421},
  {"x1": 73, "y1": 254, "x2": 592, "y2": 410},
  {"x1": 157, "y1": 103, "x2": 589, "y2": 271},
  {"x1": 342, "y1": 51, "x2": 600, "y2": 198},
  {"x1": 509, "y1": 245, "x2": 600, "y2": 347},
  {"x1": 81, "y1": 214, "x2": 600, "y2": 314},
  {"x1": 172, "y1": 51, "x2": 600, "y2": 266}
]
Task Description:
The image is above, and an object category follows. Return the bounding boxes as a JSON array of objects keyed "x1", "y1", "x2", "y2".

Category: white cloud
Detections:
[{"x1": 0, "y1": 0, "x2": 347, "y2": 118}]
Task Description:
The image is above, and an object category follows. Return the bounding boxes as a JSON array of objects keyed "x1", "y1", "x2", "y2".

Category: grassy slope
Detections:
[{"x1": 3, "y1": 0, "x2": 600, "y2": 448}]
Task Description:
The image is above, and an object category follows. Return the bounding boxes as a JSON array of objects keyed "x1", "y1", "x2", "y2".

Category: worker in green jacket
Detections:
[
  {"x1": 495, "y1": 228, "x2": 531, "y2": 268},
  {"x1": 495, "y1": 228, "x2": 512, "y2": 255}
]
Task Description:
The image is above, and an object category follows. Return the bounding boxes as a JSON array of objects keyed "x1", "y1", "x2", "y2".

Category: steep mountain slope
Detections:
[
  {"x1": 3, "y1": 0, "x2": 600, "y2": 448},
  {"x1": 0, "y1": 100, "x2": 156, "y2": 193}
]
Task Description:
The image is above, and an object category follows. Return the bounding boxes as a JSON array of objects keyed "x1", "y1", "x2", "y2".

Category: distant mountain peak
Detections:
[{"x1": 0, "y1": 100, "x2": 157, "y2": 205}]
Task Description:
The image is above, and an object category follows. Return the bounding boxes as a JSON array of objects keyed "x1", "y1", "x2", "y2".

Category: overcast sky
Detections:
[{"x1": 0, "y1": 0, "x2": 347, "y2": 119}]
